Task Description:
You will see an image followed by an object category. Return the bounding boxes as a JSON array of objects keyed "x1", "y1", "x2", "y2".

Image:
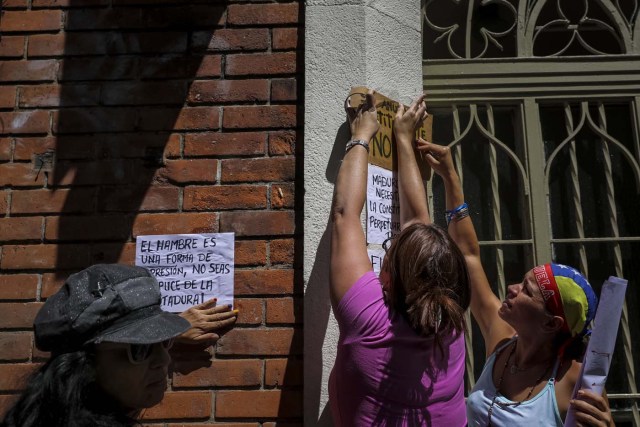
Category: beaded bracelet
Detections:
[{"x1": 445, "y1": 202, "x2": 469, "y2": 225}]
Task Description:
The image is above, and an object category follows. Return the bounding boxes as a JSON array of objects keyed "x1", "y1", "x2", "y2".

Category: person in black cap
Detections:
[{"x1": 1, "y1": 264, "x2": 237, "y2": 427}]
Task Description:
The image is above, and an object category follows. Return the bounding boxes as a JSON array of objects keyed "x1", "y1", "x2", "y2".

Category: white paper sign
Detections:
[
  {"x1": 135, "y1": 233, "x2": 235, "y2": 312},
  {"x1": 368, "y1": 248, "x2": 386, "y2": 275},
  {"x1": 367, "y1": 164, "x2": 400, "y2": 244},
  {"x1": 564, "y1": 276, "x2": 628, "y2": 427}
]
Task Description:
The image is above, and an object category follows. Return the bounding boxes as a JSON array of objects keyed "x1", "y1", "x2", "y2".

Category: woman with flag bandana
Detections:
[{"x1": 415, "y1": 139, "x2": 614, "y2": 426}]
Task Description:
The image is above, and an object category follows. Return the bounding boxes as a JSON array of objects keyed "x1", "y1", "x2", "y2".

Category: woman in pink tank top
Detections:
[{"x1": 328, "y1": 91, "x2": 470, "y2": 426}]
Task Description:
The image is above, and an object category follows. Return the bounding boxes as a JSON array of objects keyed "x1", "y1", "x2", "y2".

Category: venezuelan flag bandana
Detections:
[{"x1": 532, "y1": 263, "x2": 598, "y2": 337}]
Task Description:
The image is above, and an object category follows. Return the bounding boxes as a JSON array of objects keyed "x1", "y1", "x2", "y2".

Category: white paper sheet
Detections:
[
  {"x1": 564, "y1": 276, "x2": 628, "y2": 426},
  {"x1": 366, "y1": 164, "x2": 400, "y2": 244},
  {"x1": 135, "y1": 233, "x2": 235, "y2": 312}
]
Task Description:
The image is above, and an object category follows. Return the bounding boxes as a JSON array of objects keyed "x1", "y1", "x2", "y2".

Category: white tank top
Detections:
[{"x1": 466, "y1": 338, "x2": 563, "y2": 426}]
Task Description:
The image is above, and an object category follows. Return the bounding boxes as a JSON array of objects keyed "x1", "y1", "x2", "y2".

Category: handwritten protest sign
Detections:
[
  {"x1": 367, "y1": 164, "x2": 400, "y2": 244},
  {"x1": 135, "y1": 233, "x2": 235, "y2": 312},
  {"x1": 347, "y1": 86, "x2": 432, "y2": 173},
  {"x1": 347, "y1": 87, "x2": 432, "y2": 244}
]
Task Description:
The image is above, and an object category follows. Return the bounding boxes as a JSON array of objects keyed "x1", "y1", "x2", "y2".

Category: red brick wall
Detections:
[{"x1": 0, "y1": 0, "x2": 303, "y2": 424}]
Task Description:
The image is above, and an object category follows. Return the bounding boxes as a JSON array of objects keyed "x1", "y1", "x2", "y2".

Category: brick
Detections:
[
  {"x1": 271, "y1": 182, "x2": 295, "y2": 209},
  {"x1": 273, "y1": 28, "x2": 299, "y2": 51},
  {"x1": 235, "y1": 240, "x2": 267, "y2": 266},
  {"x1": 226, "y1": 52, "x2": 297, "y2": 76},
  {"x1": 58, "y1": 57, "x2": 138, "y2": 81},
  {"x1": 216, "y1": 390, "x2": 302, "y2": 418},
  {"x1": 65, "y1": 6, "x2": 225, "y2": 30},
  {"x1": 51, "y1": 160, "x2": 134, "y2": 186},
  {"x1": 188, "y1": 80, "x2": 269, "y2": 104},
  {"x1": 234, "y1": 297, "x2": 263, "y2": 324},
  {"x1": 141, "y1": 391, "x2": 211, "y2": 420},
  {"x1": 228, "y1": 3, "x2": 299, "y2": 26},
  {"x1": 0, "y1": 87, "x2": 16, "y2": 109},
  {"x1": 0, "y1": 60, "x2": 57, "y2": 82},
  {"x1": 184, "y1": 132, "x2": 265, "y2": 157},
  {"x1": 141, "y1": 56, "x2": 218, "y2": 80},
  {"x1": 184, "y1": 185, "x2": 267, "y2": 211},
  {"x1": 222, "y1": 157, "x2": 294, "y2": 183},
  {"x1": 4, "y1": 161, "x2": 43, "y2": 186},
  {"x1": 99, "y1": 134, "x2": 180, "y2": 159},
  {"x1": 196, "y1": 55, "x2": 222, "y2": 78},
  {"x1": 0, "y1": 217, "x2": 42, "y2": 241},
  {"x1": 193, "y1": 28, "x2": 269, "y2": 52},
  {"x1": 0, "y1": 274, "x2": 39, "y2": 300},
  {"x1": 265, "y1": 358, "x2": 303, "y2": 387},
  {"x1": 272, "y1": 78, "x2": 297, "y2": 102},
  {"x1": 0, "y1": 111, "x2": 49, "y2": 135},
  {"x1": 235, "y1": 269, "x2": 295, "y2": 295},
  {"x1": 220, "y1": 211, "x2": 295, "y2": 237},
  {"x1": 28, "y1": 33, "x2": 110, "y2": 57},
  {"x1": 0, "y1": 10, "x2": 62, "y2": 32},
  {"x1": 107, "y1": 32, "x2": 188, "y2": 55},
  {"x1": 132, "y1": 213, "x2": 218, "y2": 236},
  {"x1": 102, "y1": 82, "x2": 187, "y2": 106},
  {"x1": 14, "y1": 136, "x2": 95, "y2": 161},
  {"x1": 19, "y1": 84, "x2": 100, "y2": 108},
  {"x1": 0, "y1": 395, "x2": 19, "y2": 420},
  {"x1": 0, "y1": 333, "x2": 32, "y2": 361},
  {"x1": 0, "y1": 163, "x2": 44, "y2": 187},
  {"x1": 32, "y1": 0, "x2": 109, "y2": 7},
  {"x1": 98, "y1": 186, "x2": 179, "y2": 212},
  {"x1": 173, "y1": 359, "x2": 261, "y2": 388},
  {"x1": 91, "y1": 242, "x2": 136, "y2": 265},
  {"x1": 267, "y1": 297, "x2": 301, "y2": 324},
  {"x1": 2, "y1": 0, "x2": 27, "y2": 8},
  {"x1": 41, "y1": 273, "x2": 65, "y2": 299},
  {"x1": 0, "y1": 364, "x2": 40, "y2": 392},
  {"x1": 223, "y1": 105, "x2": 296, "y2": 129},
  {"x1": 0, "y1": 303, "x2": 43, "y2": 328},
  {"x1": 44, "y1": 216, "x2": 130, "y2": 241},
  {"x1": 155, "y1": 159, "x2": 217, "y2": 184},
  {"x1": 0, "y1": 36, "x2": 24, "y2": 58},
  {"x1": 139, "y1": 107, "x2": 220, "y2": 131},
  {"x1": 53, "y1": 108, "x2": 138, "y2": 134},
  {"x1": 1, "y1": 245, "x2": 90, "y2": 269},
  {"x1": 11, "y1": 189, "x2": 96, "y2": 214},
  {"x1": 270, "y1": 239, "x2": 294, "y2": 264},
  {"x1": 269, "y1": 130, "x2": 296, "y2": 156}
]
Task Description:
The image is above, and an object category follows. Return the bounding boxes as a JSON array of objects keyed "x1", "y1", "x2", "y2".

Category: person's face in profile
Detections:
[{"x1": 94, "y1": 340, "x2": 173, "y2": 411}]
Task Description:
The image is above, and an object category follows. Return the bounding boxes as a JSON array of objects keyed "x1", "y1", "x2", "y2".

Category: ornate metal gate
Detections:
[{"x1": 423, "y1": 1, "x2": 640, "y2": 424}]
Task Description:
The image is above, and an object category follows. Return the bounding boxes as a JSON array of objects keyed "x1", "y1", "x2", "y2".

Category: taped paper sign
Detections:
[
  {"x1": 135, "y1": 233, "x2": 235, "y2": 312},
  {"x1": 347, "y1": 87, "x2": 432, "y2": 244},
  {"x1": 367, "y1": 164, "x2": 400, "y2": 244},
  {"x1": 347, "y1": 86, "x2": 432, "y2": 173}
]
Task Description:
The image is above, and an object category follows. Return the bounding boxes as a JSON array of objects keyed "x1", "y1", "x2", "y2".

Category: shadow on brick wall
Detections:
[{"x1": 51, "y1": 1, "x2": 225, "y2": 274}]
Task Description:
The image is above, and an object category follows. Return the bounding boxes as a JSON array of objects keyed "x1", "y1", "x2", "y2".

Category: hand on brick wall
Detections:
[{"x1": 177, "y1": 298, "x2": 238, "y2": 346}]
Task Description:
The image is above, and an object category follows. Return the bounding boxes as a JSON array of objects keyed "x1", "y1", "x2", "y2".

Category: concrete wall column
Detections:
[{"x1": 304, "y1": 1, "x2": 423, "y2": 424}]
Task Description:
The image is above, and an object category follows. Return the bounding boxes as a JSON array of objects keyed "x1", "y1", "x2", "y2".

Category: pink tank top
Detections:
[{"x1": 329, "y1": 271, "x2": 467, "y2": 426}]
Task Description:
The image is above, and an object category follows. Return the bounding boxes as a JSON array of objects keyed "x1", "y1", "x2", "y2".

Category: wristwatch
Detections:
[{"x1": 345, "y1": 139, "x2": 370, "y2": 153}]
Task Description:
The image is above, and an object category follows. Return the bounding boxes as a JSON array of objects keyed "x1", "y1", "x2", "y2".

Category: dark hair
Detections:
[
  {"x1": 552, "y1": 331, "x2": 589, "y2": 362},
  {"x1": 1, "y1": 350, "x2": 139, "y2": 427},
  {"x1": 384, "y1": 223, "x2": 471, "y2": 352}
]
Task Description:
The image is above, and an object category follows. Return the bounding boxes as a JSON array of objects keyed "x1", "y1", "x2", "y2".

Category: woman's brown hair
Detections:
[{"x1": 383, "y1": 223, "x2": 471, "y2": 351}]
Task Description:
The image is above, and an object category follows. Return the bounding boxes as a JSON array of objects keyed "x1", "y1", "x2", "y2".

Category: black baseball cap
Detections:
[{"x1": 34, "y1": 264, "x2": 190, "y2": 353}]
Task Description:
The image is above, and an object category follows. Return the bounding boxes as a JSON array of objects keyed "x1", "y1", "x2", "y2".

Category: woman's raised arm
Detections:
[
  {"x1": 417, "y1": 139, "x2": 514, "y2": 355},
  {"x1": 393, "y1": 94, "x2": 431, "y2": 228},
  {"x1": 330, "y1": 89, "x2": 380, "y2": 306}
]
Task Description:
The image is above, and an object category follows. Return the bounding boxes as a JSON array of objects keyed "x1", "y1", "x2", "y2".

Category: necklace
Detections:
[{"x1": 486, "y1": 338, "x2": 555, "y2": 427}]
